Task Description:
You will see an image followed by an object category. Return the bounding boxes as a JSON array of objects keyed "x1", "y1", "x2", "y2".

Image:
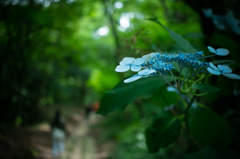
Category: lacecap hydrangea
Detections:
[{"x1": 115, "y1": 46, "x2": 240, "y2": 87}]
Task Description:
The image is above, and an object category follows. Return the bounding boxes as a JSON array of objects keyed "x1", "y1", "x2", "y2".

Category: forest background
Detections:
[{"x1": 1, "y1": 0, "x2": 240, "y2": 158}]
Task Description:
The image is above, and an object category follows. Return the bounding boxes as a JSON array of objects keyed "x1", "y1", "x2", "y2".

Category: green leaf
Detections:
[
  {"x1": 15, "y1": 116, "x2": 23, "y2": 125},
  {"x1": 149, "y1": 86, "x2": 180, "y2": 108},
  {"x1": 190, "y1": 109, "x2": 231, "y2": 149},
  {"x1": 145, "y1": 114, "x2": 181, "y2": 153},
  {"x1": 205, "y1": 91, "x2": 221, "y2": 101},
  {"x1": 183, "y1": 33, "x2": 205, "y2": 39},
  {"x1": 191, "y1": 84, "x2": 220, "y2": 93},
  {"x1": 211, "y1": 60, "x2": 235, "y2": 65},
  {"x1": 185, "y1": 146, "x2": 239, "y2": 159},
  {"x1": 98, "y1": 76, "x2": 173, "y2": 115},
  {"x1": 148, "y1": 17, "x2": 198, "y2": 53}
]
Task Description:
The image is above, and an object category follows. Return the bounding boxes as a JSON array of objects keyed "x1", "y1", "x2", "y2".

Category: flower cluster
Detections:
[
  {"x1": 202, "y1": 8, "x2": 240, "y2": 35},
  {"x1": 115, "y1": 46, "x2": 240, "y2": 86},
  {"x1": 207, "y1": 62, "x2": 240, "y2": 79}
]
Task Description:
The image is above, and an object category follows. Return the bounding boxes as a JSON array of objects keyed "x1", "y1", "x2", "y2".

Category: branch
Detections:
[{"x1": 102, "y1": 0, "x2": 120, "y2": 63}]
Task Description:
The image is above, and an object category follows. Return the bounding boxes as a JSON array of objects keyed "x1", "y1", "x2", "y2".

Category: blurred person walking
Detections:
[
  {"x1": 85, "y1": 101, "x2": 100, "y2": 126},
  {"x1": 51, "y1": 109, "x2": 66, "y2": 158}
]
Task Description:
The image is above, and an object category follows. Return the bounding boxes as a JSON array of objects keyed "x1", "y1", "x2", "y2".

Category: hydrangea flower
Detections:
[
  {"x1": 124, "y1": 74, "x2": 142, "y2": 83},
  {"x1": 141, "y1": 52, "x2": 159, "y2": 61},
  {"x1": 202, "y1": 9, "x2": 240, "y2": 35},
  {"x1": 115, "y1": 47, "x2": 239, "y2": 86},
  {"x1": 207, "y1": 62, "x2": 240, "y2": 79},
  {"x1": 116, "y1": 50, "x2": 207, "y2": 84},
  {"x1": 115, "y1": 57, "x2": 145, "y2": 72},
  {"x1": 207, "y1": 46, "x2": 229, "y2": 56},
  {"x1": 124, "y1": 69, "x2": 156, "y2": 83}
]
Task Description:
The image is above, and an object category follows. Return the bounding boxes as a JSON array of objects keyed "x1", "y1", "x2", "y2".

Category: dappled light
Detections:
[
  {"x1": 94, "y1": 26, "x2": 109, "y2": 39},
  {"x1": 120, "y1": 13, "x2": 131, "y2": 28},
  {"x1": 114, "y1": 1, "x2": 123, "y2": 9}
]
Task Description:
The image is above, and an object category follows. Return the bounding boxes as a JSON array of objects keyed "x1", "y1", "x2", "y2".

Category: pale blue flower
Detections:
[
  {"x1": 141, "y1": 52, "x2": 159, "y2": 61},
  {"x1": 207, "y1": 46, "x2": 229, "y2": 56},
  {"x1": 124, "y1": 68, "x2": 156, "y2": 83},
  {"x1": 207, "y1": 62, "x2": 240, "y2": 79},
  {"x1": 124, "y1": 74, "x2": 142, "y2": 83},
  {"x1": 117, "y1": 47, "x2": 238, "y2": 86},
  {"x1": 138, "y1": 68, "x2": 156, "y2": 76},
  {"x1": 131, "y1": 58, "x2": 145, "y2": 71},
  {"x1": 115, "y1": 57, "x2": 145, "y2": 72}
]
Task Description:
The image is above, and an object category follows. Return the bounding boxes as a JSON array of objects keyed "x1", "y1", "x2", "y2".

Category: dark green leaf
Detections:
[
  {"x1": 145, "y1": 114, "x2": 181, "y2": 153},
  {"x1": 149, "y1": 86, "x2": 180, "y2": 107},
  {"x1": 183, "y1": 33, "x2": 205, "y2": 39},
  {"x1": 190, "y1": 109, "x2": 231, "y2": 149},
  {"x1": 191, "y1": 84, "x2": 220, "y2": 93},
  {"x1": 186, "y1": 146, "x2": 239, "y2": 159},
  {"x1": 211, "y1": 60, "x2": 235, "y2": 65},
  {"x1": 148, "y1": 17, "x2": 198, "y2": 53},
  {"x1": 98, "y1": 76, "x2": 173, "y2": 115},
  {"x1": 205, "y1": 92, "x2": 221, "y2": 101}
]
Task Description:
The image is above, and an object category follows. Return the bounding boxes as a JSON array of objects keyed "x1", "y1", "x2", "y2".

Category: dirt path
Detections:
[
  {"x1": 0, "y1": 107, "x2": 109, "y2": 159},
  {"x1": 63, "y1": 113, "x2": 98, "y2": 159}
]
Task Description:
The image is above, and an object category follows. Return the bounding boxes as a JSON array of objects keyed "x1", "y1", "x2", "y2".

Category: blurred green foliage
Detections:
[{"x1": 1, "y1": 0, "x2": 240, "y2": 158}]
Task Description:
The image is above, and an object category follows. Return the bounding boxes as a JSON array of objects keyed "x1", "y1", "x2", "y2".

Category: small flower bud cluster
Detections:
[
  {"x1": 142, "y1": 51, "x2": 207, "y2": 75},
  {"x1": 144, "y1": 53, "x2": 174, "y2": 75},
  {"x1": 169, "y1": 51, "x2": 207, "y2": 70}
]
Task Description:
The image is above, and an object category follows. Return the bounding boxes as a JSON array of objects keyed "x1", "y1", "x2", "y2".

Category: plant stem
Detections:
[
  {"x1": 181, "y1": 72, "x2": 197, "y2": 85},
  {"x1": 191, "y1": 91, "x2": 208, "y2": 96},
  {"x1": 185, "y1": 95, "x2": 202, "y2": 149},
  {"x1": 185, "y1": 95, "x2": 195, "y2": 133},
  {"x1": 162, "y1": 75, "x2": 174, "y2": 87},
  {"x1": 201, "y1": 55, "x2": 215, "y2": 58},
  {"x1": 181, "y1": 68, "x2": 191, "y2": 85},
  {"x1": 193, "y1": 73, "x2": 205, "y2": 84},
  {"x1": 170, "y1": 70, "x2": 177, "y2": 85},
  {"x1": 178, "y1": 66, "x2": 183, "y2": 83}
]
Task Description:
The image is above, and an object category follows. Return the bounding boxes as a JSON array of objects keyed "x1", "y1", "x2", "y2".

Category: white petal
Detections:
[
  {"x1": 149, "y1": 52, "x2": 159, "y2": 57},
  {"x1": 223, "y1": 73, "x2": 240, "y2": 80},
  {"x1": 138, "y1": 69, "x2": 156, "y2": 76},
  {"x1": 207, "y1": 46, "x2": 216, "y2": 54},
  {"x1": 207, "y1": 67, "x2": 221, "y2": 75},
  {"x1": 124, "y1": 74, "x2": 142, "y2": 83},
  {"x1": 141, "y1": 52, "x2": 159, "y2": 61},
  {"x1": 141, "y1": 54, "x2": 151, "y2": 61},
  {"x1": 120, "y1": 57, "x2": 135, "y2": 65},
  {"x1": 217, "y1": 65, "x2": 232, "y2": 73},
  {"x1": 216, "y1": 48, "x2": 229, "y2": 56},
  {"x1": 209, "y1": 62, "x2": 218, "y2": 71},
  {"x1": 142, "y1": 75, "x2": 153, "y2": 78},
  {"x1": 115, "y1": 65, "x2": 130, "y2": 72},
  {"x1": 131, "y1": 65, "x2": 142, "y2": 72},
  {"x1": 133, "y1": 58, "x2": 145, "y2": 65}
]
